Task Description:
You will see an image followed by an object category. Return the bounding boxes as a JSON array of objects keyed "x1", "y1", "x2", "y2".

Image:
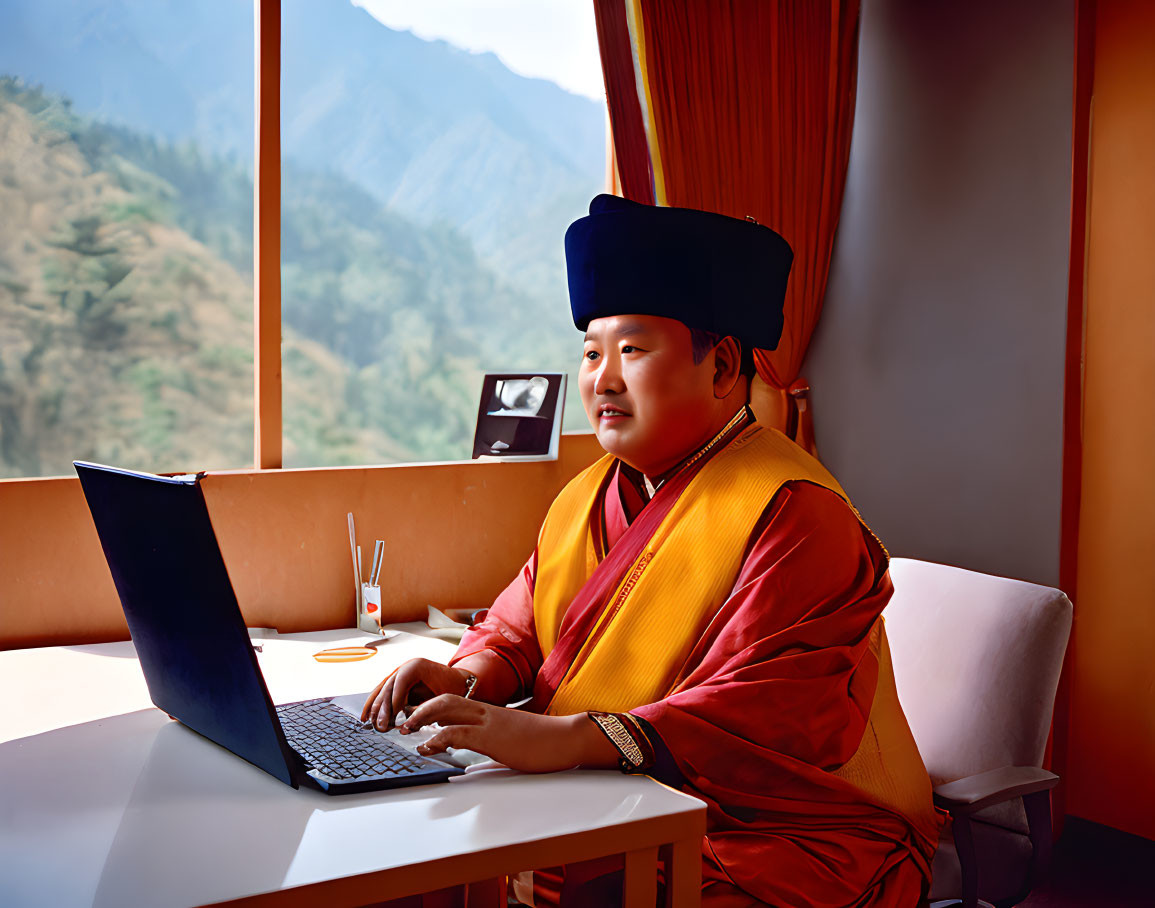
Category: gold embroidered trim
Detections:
[
  {"x1": 666, "y1": 406, "x2": 750, "y2": 480},
  {"x1": 555, "y1": 409, "x2": 751, "y2": 701},
  {"x1": 610, "y1": 551, "x2": 653, "y2": 615},
  {"x1": 620, "y1": 712, "x2": 652, "y2": 754},
  {"x1": 563, "y1": 551, "x2": 654, "y2": 685},
  {"x1": 588, "y1": 711, "x2": 646, "y2": 768}
]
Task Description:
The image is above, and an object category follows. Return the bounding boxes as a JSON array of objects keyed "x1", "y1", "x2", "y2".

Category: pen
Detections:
[{"x1": 371, "y1": 539, "x2": 384, "y2": 587}]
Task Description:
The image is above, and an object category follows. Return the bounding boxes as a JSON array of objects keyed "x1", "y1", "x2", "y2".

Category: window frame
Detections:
[
  {"x1": 1, "y1": 0, "x2": 599, "y2": 478},
  {"x1": 254, "y1": 0, "x2": 282, "y2": 469}
]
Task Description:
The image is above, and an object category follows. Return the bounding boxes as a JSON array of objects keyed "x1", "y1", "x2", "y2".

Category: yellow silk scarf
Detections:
[{"x1": 533, "y1": 424, "x2": 855, "y2": 716}]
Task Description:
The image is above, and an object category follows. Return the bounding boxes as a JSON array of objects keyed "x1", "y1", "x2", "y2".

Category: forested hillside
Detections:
[
  {"x1": 0, "y1": 0, "x2": 603, "y2": 477},
  {"x1": 0, "y1": 0, "x2": 605, "y2": 310},
  {"x1": 0, "y1": 79, "x2": 581, "y2": 477}
]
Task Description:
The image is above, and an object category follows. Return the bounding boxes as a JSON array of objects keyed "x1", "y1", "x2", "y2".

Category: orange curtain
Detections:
[
  {"x1": 594, "y1": 0, "x2": 861, "y2": 453},
  {"x1": 593, "y1": 0, "x2": 654, "y2": 204}
]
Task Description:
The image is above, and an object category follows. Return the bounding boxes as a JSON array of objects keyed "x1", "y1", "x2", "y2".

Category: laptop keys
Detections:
[{"x1": 277, "y1": 698, "x2": 432, "y2": 781}]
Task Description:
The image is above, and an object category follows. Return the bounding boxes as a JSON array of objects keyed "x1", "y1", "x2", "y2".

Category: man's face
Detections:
[{"x1": 579, "y1": 314, "x2": 721, "y2": 477}]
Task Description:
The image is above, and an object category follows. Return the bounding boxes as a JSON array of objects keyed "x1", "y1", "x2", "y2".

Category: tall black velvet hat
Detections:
[{"x1": 564, "y1": 194, "x2": 793, "y2": 351}]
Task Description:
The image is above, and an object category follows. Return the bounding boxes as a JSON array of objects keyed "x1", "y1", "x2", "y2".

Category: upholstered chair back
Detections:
[
  {"x1": 884, "y1": 558, "x2": 1073, "y2": 905},
  {"x1": 883, "y1": 557, "x2": 1072, "y2": 787}
]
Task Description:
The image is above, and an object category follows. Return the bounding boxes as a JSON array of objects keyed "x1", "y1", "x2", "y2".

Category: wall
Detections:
[
  {"x1": 806, "y1": 0, "x2": 1073, "y2": 587},
  {"x1": 0, "y1": 433, "x2": 605, "y2": 650},
  {"x1": 807, "y1": 0, "x2": 1155, "y2": 841},
  {"x1": 1066, "y1": 0, "x2": 1155, "y2": 841}
]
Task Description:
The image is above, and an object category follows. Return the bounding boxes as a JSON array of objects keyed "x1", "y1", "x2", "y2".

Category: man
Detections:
[{"x1": 364, "y1": 195, "x2": 941, "y2": 906}]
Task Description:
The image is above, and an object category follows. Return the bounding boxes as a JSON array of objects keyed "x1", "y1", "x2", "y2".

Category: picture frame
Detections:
[{"x1": 471, "y1": 372, "x2": 567, "y2": 461}]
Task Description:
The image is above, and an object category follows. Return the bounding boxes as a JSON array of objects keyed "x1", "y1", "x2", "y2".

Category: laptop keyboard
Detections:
[{"x1": 277, "y1": 698, "x2": 431, "y2": 780}]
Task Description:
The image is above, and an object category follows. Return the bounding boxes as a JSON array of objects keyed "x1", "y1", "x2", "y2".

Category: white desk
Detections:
[{"x1": 0, "y1": 630, "x2": 705, "y2": 907}]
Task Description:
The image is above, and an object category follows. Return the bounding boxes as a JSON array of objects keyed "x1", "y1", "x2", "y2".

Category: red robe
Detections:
[{"x1": 454, "y1": 464, "x2": 937, "y2": 907}]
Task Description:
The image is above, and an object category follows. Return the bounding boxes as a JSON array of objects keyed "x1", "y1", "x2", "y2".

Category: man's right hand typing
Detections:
[{"x1": 360, "y1": 658, "x2": 473, "y2": 731}]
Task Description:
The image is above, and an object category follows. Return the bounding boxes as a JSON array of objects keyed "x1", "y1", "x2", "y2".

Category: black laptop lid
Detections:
[{"x1": 74, "y1": 462, "x2": 297, "y2": 786}]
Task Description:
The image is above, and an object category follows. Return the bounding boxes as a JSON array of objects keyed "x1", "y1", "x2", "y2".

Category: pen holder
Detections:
[{"x1": 359, "y1": 582, "x2": 382, "y2": 633}]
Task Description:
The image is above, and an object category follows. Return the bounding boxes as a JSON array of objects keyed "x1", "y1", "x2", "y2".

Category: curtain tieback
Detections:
[
  {"x1": 787, "y1": 379, "x2": 811, "y2": 410},
  {"x1": 786, "y1": 378, "x2": 817, "y2": 457}
]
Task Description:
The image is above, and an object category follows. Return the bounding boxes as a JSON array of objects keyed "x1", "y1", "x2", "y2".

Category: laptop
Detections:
[{"x1": 74, "y1": 460, "x2": 463, "y2": 794}]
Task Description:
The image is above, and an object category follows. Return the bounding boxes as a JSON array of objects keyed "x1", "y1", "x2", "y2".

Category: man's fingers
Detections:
[
  {"x1": 370, "y1": 675, "x2": 398, "y2": 729},
  {"x1": 401, "y1": 694, "x2": 457, "y2": 731},
  {"x1": 363, "y1": 660, "x2": 471, "y2": 731},
  {"x1": 391, "y1": 671, "x2": 414, "y2": 728},
  {"x1": 417, "y1": 725, "x2": 477, "y2": 756},
  {"x1": 361, "y1": 671, "x2": 392, "y2": 721},
  {"x1": 402, "y1": 694, "x2": 484, "y2": 732}
]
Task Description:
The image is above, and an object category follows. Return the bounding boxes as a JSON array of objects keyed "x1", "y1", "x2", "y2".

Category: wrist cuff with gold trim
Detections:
[{"x1": 587, "y1": 711, "x2": 656, "y2": 773}]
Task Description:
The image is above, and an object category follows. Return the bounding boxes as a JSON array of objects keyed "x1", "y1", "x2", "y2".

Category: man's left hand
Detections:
[{"x1": 399, "y1": 696, "x2": 617, "y2": 773}]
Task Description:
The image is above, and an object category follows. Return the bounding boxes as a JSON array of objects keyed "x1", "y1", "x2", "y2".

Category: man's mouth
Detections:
[{"x1": 597, "y1": 405, "x2": 630, "y2": 418}]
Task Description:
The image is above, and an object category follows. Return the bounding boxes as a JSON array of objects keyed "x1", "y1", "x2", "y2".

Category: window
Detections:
[
  {"x1": 279, "y1": 0, "x2": 605, "y2": 466},
  {"x1": 0, "y1": 0, "x2": 605, "y2": 477},
  {"x1": 0, "y1": 0, "x2": 255, "y2": 477}
]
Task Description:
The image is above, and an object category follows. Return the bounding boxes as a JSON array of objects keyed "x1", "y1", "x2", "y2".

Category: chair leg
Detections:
[
  {"x1": 951, "y1": 813, "x2": 980, "y2": 908},
  {"x1": 1018, "y1": 791, "x2": 1053, "y2": 902}
]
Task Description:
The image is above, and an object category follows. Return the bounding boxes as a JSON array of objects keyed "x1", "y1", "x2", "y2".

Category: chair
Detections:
[{"x1": 883, "y1": 558, "x2": 1073, "y2": 908}]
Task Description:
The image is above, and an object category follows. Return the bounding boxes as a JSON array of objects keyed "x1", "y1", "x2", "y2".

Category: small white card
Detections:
[{"x1": 359, "y1": 583, "x2": 382, "y2": 632}]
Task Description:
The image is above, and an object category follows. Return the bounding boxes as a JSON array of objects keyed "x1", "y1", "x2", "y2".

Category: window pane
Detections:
[
  {"x1": 0, "y1": 0, "x2": 254, "y2": 478},
  {"x1": 281, "y1": 0, "x2": 605, "y2": 467}
]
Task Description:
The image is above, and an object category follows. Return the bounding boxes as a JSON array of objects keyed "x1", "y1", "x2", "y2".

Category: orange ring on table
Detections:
[{"x1": 312, "y1": 646, "x2": 377, "y2": 663}]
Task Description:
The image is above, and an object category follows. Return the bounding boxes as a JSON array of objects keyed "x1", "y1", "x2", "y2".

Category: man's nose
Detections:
[{"x1": 593, "y1": 355, "x2": 624, "y2": 395}]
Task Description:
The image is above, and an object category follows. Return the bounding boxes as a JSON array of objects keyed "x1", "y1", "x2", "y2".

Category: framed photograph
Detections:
[{"x1": 471, "y1": 373, "x2": 567, "y2": 461}]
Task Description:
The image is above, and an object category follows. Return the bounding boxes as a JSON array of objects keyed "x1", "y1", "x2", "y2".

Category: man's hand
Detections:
[
  {"x1": 399, "y1": 695, "x2": 619, "y2": 773},
  {"x1": 361, "y1": 658, "x2": 473, "y2": 730}
]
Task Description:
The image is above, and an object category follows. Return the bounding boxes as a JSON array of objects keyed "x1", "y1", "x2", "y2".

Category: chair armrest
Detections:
[{"x1": 933, "y1": 766, "x2": 1059, "y2": 816}]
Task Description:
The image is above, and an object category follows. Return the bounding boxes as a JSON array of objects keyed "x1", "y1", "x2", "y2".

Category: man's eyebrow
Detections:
[{"x1": 584, "y1": 321, "x2": 651, "y2": 342}]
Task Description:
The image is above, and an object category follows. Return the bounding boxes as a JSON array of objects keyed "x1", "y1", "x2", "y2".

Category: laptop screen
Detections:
[{"x1": 75, "y1": 462, "x2": 297, "y2": 786}]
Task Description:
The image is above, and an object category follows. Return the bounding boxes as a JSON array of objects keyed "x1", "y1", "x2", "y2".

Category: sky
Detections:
[{"x1": 352, "y1": 0, "x2": 606, "y2": 101}]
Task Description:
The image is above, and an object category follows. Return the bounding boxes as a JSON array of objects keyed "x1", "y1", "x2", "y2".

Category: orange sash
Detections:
[
  {"x1": 532, "y1": 423, "x2": 857, "y2": 715},
  {"x1": 528, "y1": 421, "x2": 941, "y2": 895}
]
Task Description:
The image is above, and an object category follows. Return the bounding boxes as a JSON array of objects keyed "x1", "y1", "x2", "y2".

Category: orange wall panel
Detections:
[
  {"x1": 1067, "y1": 0, "x2": 1155, "y2": 839},
  {"x1": 202, "y1": 439, "x2": 604, "y2": 632},
  {"x1": 0, "y1": 434, "x2": 604, "y2": 650},
  {"x1": 0, "y1": 475, "x2": 128, "y2": 646}
]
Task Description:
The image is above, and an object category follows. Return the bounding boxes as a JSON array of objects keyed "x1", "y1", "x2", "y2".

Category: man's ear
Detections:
[{"x1": 712, "y1": 336, "x2": 743, "y2": 399}]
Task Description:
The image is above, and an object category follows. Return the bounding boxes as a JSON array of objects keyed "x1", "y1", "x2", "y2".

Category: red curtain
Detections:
[
  {"x1": 594, "y1": 0, "x2": 861, "y2": 453},
  {"x1": 593, "y1": 0, "x2": 654, "y2": 204}
]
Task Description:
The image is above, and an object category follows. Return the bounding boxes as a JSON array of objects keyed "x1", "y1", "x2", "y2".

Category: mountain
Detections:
[
  {"x1": 0, "y1": 79, "x2": 582, "y2": 477},
  {"x1": 0, "y1": 0, "x2": 606, "y2": 298},
  {"x1": 0, "y1": 0, "x2": 253, "y2": 159},
  {"x1": 1, "y1": 1, "x2": 604, "y2": 476}
]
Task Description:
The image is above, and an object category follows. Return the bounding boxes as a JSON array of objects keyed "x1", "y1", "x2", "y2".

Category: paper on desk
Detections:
[
  {"x1": 390, "y1": 605, "x2": 466, "y2": 642},
  {"x1": 425, "y1": 605, "x2": 469, "y2": 632},
  {"x1": 380, "y1": 606, "x2": 470, "y2": 643},
  {"x1": 329, "y1": 692, "x2": 492, "y2": 769},
  {"x1": 384, "y1": 605, "x2": 470, "y2": 642}
]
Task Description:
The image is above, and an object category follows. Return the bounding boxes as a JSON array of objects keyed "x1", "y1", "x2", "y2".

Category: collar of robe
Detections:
[{"x1": 618, "y1": 405, "x2": 755, "y2": 506}]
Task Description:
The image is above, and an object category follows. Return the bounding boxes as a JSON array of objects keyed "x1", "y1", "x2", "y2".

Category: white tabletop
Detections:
[
  {"x1": 0, "y1": 630, "x2": 705, "y2": 907},
  {"x1": 0, "y1": 628, "x2": 455, "y2": 744}
]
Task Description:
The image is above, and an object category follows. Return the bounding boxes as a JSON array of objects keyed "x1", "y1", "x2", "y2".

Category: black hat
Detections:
[{"x1": 564, "y1": 194, "x2": 793, "y2": 351}]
